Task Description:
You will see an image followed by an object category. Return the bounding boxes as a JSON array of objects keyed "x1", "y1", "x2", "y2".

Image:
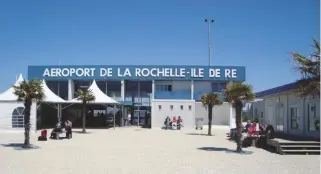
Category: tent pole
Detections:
[
  {"x1": 57, "y1": 103, "x2": 61, "y2": 123},
  {"x1": 113, "y1": 104, "x2": 116, "y2": 130}
]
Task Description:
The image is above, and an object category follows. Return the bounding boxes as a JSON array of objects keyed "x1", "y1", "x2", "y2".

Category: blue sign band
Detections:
[{"x1": 28, "y1": 65, "x2": 246, "y2": 81}]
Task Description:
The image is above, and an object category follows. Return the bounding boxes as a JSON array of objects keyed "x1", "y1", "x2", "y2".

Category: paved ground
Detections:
[{"x1": 0, "y1": 127, "x2": 319, "y2": 174}]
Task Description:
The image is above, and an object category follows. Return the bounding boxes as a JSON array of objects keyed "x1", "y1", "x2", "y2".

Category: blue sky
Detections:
[{"x1": 0, "y1": 0, "x2": 319, "y2": 92}]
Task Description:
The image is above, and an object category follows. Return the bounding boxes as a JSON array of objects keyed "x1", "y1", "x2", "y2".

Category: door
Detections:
[
  {"x1": 276, "y1": 103, "x2": 284, "y2": 131},
  {"x1": 267, "y1": 106, "x2": 275, "y2": 127}
]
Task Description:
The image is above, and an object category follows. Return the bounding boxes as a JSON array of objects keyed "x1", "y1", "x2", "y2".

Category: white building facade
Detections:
[
  {"x1": 5, "y1": 65, "x2": 245, "y2": 130},
  {"x1": 255, "y1": 82, "x2": 320, "y2": 139}
]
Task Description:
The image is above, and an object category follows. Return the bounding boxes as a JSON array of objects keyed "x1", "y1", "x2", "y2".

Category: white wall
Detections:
[
  {"x1": 194, "y1": 102, "x2": 231, "y2": 126},
  {"x1": 151, "y1": 100, "x2": 195, "y2": 129},
  {"x1": 250, "y1": 100, "x2": 265, "y2": 121},
  {"x1": 0, "y1": 101, "x2": 37, "y2": 133},
  {"x1": 263, "y1": 90, "x2": 320, "y2": 139}
]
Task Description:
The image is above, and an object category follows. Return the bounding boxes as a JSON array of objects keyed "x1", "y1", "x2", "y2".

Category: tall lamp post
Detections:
[{"x1": 205, "y1": 19, "x2": 215, "y2": 66}]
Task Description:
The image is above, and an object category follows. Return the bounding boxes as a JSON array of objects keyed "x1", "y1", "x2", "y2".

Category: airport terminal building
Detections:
[{"x1": 2, "y1": 65, "x2": 246, "y2": 131}]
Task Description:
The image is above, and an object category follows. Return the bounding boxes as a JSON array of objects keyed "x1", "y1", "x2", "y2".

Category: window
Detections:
[
  {"x1": 254, "y1": 108, "x2": 258, "y2": 118},
  {"x1": 212, "y1": 83, "x2": 226, "y2": 92},
  {"x1": 170, "y1": 105, "x2": 174, "y2": 110},
  {"x1": 260, "y1": 112, "x2": 264, "y2": 124},
  {"x1": 276, "y1": 105, "x2": 284, "y2": 131},
  {"x1": 158, "y1": 105, "x2": 162, "y2": 110},
  {"x1": 290, "y1": 106, "x2": 299, "y2": 129},
  {"x1": 188, "y1": 105, "x2": 192, "y2": 111},
  {"x1": 12, "y1": 107, "x2": 25, "y2": 128},
  {"x1": 180, "y1": 105, "x2": 184, "y2": 110},
  {"x1": 156, "y1": 85, "x2": 172, "y2": 92},
  {"x1": 308, "y1": 104, "x2": 319, "y2": 131}
]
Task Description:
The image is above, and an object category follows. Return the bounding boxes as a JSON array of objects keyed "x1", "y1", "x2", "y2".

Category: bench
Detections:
[{"x1": 51, "y1": 129, "x2": 66, "y2": 140}]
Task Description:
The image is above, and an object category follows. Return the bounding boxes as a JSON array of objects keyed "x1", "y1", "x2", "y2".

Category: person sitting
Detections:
[
  {"x1": 65, "y1": 119, "x2": 72, "y2": 139},
  {"x1": 245, "y1": 120, "x2": 252, "y2": 132},
  {"x1": 247, "y1": 122, "x2": 257, "y2": 136},
  {"x1": 50, "y1": 121, "x2": 63, "y2": 139},
  {"x1": 164, "y1": 116, "x2": 171, "y2": 129},
  {"x1": 177, "y1": 116, "x2": 183, "y2": 130},
  {"x1": 172, "y1": 116, "x2": 177, "y2": 123}
]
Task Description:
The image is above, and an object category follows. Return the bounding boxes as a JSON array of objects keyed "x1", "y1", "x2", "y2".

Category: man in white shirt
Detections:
[{"x1": 127, "y1": 113, "x2": 131, "y2": 126}]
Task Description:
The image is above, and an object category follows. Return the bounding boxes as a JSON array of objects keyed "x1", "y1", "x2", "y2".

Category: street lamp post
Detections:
[{"x1": 205, "y1": 19, "x2": 215, "y2": 66}]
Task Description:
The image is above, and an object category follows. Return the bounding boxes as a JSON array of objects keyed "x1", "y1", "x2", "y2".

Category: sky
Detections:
[{"x1": 0, "y1": 0, "x2": 319, "y2": 92}]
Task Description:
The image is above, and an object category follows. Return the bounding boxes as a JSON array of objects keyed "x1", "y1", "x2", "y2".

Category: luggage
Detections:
[{"x1": 38, "y1": 129, "x2": 48, "y2": 141}]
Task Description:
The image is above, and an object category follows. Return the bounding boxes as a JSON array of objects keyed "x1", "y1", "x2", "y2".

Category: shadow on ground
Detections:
[
  {"x1": 72, "y1": 131, "x2": 92, "y2": 134},
  {"x1": 197, "y1": 147, "x2": 253, "y2": 155},
  {"x1": 186, "y1": 133, "x2": 214, "y2": 136},
  {"x1": 1, "y1": 143, "x2": 41, "y2": 150}
]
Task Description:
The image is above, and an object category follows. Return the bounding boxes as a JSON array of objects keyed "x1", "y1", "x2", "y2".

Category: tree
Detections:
[
  {"x1": 13, "y1": 80, "x2": 44, "y2": 148},
  {"x1": 292, "y1": 39, "x2": 320, "y2": 98},
  {"x1": 201, "y1": 93, "x2": 223, "y2": 135},
  {"x1": 223, "y1": 82, "x2": 255, "y2": 152},
  {"x1": 75, "y1": 89, "x2": 95, "y2": 133}
]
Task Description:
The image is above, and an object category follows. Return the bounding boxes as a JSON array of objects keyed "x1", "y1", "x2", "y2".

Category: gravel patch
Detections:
[{"x1": 0, "y1": 127, "x2": 319, "y2": 174}]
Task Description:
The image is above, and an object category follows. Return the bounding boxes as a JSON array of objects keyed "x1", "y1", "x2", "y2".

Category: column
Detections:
[
  {"x1": 191, "y1": 80, "x2": 194, "y2": 100},
  {"x1": 68, "y1": 79, "x2": 74, "y2": 100},
  {"x1": 121, "y1": 80, "x2": 125, "y2": 101},
  {"x1": 152, "y1": 80, "x2": 155, "y2": 100}
]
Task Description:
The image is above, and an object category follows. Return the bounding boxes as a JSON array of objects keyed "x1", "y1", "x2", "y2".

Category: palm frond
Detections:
[
  {"x1": 292, "y1": 39, "x2": 320, "y2": 98},
  {"x1": 223, "y1": 82, "x2": 255, "y2": 105},
  {"x1": 201, "y1": 93, "x2": 223, "y2": 109},
  {"x1": 75, "y1": 89, "x2": 96, "y2": 103},
  {"x1": 13, "y1": 80, "x2": 45, "y2": 102}
]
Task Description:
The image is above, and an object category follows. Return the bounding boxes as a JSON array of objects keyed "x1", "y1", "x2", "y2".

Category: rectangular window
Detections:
[
  {"x1": 219, "y1": 83, "x2": 227, "y2": 91},
  {"x1": 254, "y1": 108, "x2": 258, "y2": 118},
  {"x1": 156, "y1": 85, "x2": 172, "y2": 92},
  {"x1": 276, "y1": 105, "x2": 284, "y2": 131},
  {"x1": 188, "y1": 105, "x2": 192, "y2": 111},
  {"x1": 260, "y1": 112, "x2": 264, "y2": 124},
  {"x1": 290, "y1": 106, "x2": 299, "y2": 129},
  {"x1": 211, "y1": 83, "x2": 219, "y2": 92},
  {"x1": 308, "y1": 104, "x2": 319, "y2": 131},
  {"x1": 212, "y1": 83, "x2": 226, "y2": 92},
  {"x1": 180, "y1": 105, "x2": 184, "y2": 110}
]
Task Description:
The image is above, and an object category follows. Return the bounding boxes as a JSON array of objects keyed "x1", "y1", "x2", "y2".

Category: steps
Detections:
[{"x1": 278, "y1": 141, "x2": 320, "y2": 155}]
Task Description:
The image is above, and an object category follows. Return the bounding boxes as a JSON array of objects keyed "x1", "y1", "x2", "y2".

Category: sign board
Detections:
[{"x1": 28, "y1": 65, "x2": 246, "y2": 81}]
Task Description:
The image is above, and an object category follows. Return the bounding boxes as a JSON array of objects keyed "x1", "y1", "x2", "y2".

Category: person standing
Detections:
[
  {"x1": 123, "y1": 113, "x2": 128, "y2": 126},
  {"x1": 65, "y1": 119, "x2": 72, "y2": 139},
  {"x1": 127, "y1": 113, "x2": 131, "y2": 126}
]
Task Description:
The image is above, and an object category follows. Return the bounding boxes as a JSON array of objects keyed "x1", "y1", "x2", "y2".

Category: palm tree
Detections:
[
  {"x1": 223, "y1": 82, "x2": 255, "y2": 152},
  {"x1": 75, "y1": 89, "x2": 95, "y2": 133},
  {"x1": 292, "y1": 39, "x2": 320, "y2": 98},
  {"x1": 13, "y1": 80, "x2": 44, "y2": 148},
  {"x1": 201, "y1": 93, "x2": 223, "y2": 135}
]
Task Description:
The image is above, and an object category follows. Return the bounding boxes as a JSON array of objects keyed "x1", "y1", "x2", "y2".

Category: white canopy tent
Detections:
[
  {"x1": 0, "y1": 74, "x2": 24, "y2": 101},
  {"x1": 41, "y1": 80, "x2": 67, "y2": 103},
  {"x1": 39, "y1": 80, "x2": 71, "y2": 122},
  {"x1": 68, "y1": 80, "x2": 119, "y2": 104},
  {"x1": 0, "y1": 74, "x2": 36, "y2": 132},
  {"x1": 67, "y1": 80, "x2": 120, "y2": 129}
]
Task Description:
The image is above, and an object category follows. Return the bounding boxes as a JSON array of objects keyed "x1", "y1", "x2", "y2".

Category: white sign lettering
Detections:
[{"x1": 41, "y1": 67, "x2": 240, "y2": 79}]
